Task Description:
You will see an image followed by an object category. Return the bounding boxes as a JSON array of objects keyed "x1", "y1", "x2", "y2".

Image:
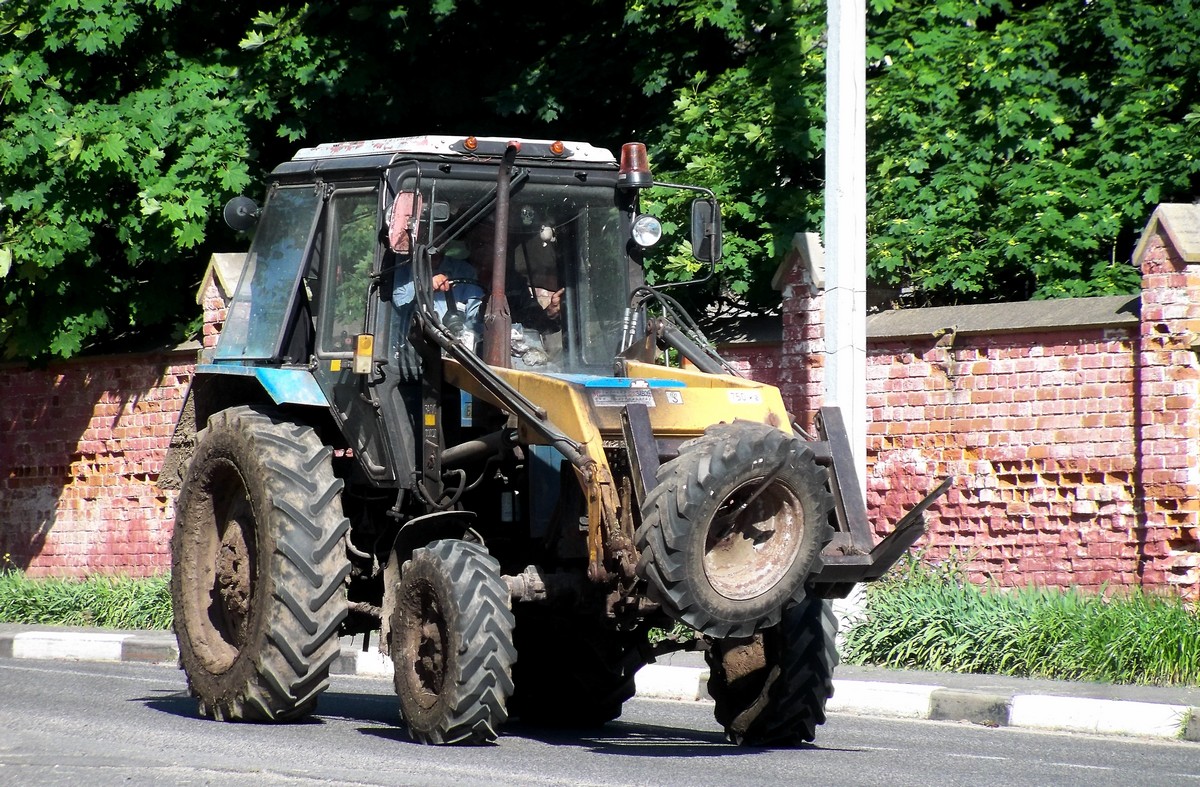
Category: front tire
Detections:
[
  {"x1": 636, "y1": 420, "x2": 834, "y2": 639},
  {"x1": 392, "y1": 539, "x2": 516, "y2": 744},
  {"x1": 705, "y1": 596, "x2": 839, "y2": 746},
  {"x1": 170, "y1": 405, "x2": 350, "y2": 722}
]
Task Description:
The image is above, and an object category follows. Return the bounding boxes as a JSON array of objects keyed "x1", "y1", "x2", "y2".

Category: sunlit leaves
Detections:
[
  {"x1": 867, "y1": 0, "x2": 1199, "y2": 304},
  {"x1": 0, "y1": 0, "x2": 249, "y2": 360},
  {"x1": 641, "y1": 1, "x2": 828, "y2": 313},
  {"x1": 3, "y1": 0, "x2": 1198, "y2": 358}
]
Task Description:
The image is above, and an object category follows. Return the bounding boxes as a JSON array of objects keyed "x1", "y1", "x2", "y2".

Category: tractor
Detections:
[{"x1": 166, "y1": 134, "x2": 949, "y2": 746}]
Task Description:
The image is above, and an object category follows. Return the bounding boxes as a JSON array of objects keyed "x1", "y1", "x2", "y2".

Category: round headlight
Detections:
[{"x1": 631, "y1": 214, "x2": 663, "y2": 248}]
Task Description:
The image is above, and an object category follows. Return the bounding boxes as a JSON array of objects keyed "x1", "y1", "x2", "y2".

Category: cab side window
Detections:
[{"x1": 319, "y1": 188, "x2": 379, "y2": 355}]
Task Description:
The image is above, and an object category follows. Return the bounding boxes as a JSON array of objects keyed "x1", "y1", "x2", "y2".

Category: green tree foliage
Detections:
[
  {"x1": 2, "y1": 0, "x2": 1198, "y2": 359},
  {"x1": 866, "y1": 0, "x2": 1200, "y2": 303},
  {"x1": 635, "y1": 1, "x2": 828, "y2": 314},
  {"x1": 0, "y1": 0, "x2": 718, "y2": 360},
  {"x1": 645, "y1": 0, "x2": 1200, "y2": 309},
  {"x1": 0, "y1": 0, "x2": 255, "y2": 359}
]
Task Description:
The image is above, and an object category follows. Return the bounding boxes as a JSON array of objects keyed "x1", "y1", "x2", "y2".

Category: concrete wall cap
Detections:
[
  {"x1": 196, "y1": 252, "x2": 248, "y2": 305},
  {"x1": 866, "y1": 294, "x2": 1139, "y2": 340}
]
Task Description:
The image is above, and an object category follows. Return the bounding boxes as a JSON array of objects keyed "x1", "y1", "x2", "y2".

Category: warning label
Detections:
[{"x1": 592, "y1": 389, "x2": 657, "y2": 408}]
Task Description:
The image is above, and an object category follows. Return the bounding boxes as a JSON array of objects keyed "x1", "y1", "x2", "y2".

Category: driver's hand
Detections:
[
  {"x1": 432, "y1": 273, "x2": 452, "y2": 292},
  {"x1": 545, "y1": 288, "x2": 564, "y2": 319}
]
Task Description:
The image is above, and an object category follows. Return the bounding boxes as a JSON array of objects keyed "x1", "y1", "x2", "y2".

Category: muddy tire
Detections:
[
  {"x1": 636, "y1": 420, "x2": 834, "y2": 639},
  {"x1": 705, "y1": 596, "x2": 838, "y2": 746},
  {"x1": 392, "y1": 539, "x2": 516, "y2": 744},
  {"x1": 509, "y1": 607, "x2": 644, "y2": 727},
  {"x1": 170, "y1": 405, "x2": 350, "y2": 722}
]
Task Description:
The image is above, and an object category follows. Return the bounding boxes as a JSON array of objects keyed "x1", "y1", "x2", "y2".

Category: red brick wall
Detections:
[
  {"x1": 0, "y1": 353, "x2": 193, "y2": 577},
  {"x1": 1136, "y1": 227, "x2": 1200, "y2": 594},
  {"x1": 2, "y1": 208, "x2": 1197, "y2": 599},
  {"x1": 864, "y1": 328, "x2": 1143, "y2": 592},
  {"x1": 776, "y1": 252, "x2": 825, "y2": 437},
  {"x1": 711, "y1": 344, "x2": 783, "y2": 390},
  {"x1": 758, "y1": 205, "x2": 1199, "y2": 600}
]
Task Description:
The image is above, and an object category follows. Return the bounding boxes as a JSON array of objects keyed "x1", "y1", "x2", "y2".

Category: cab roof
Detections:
[{"x1": 290, "y1": 135, "x2": 616, "y2": 164}]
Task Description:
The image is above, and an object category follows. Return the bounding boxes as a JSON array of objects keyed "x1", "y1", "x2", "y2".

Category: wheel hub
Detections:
[
  {"x1": 216, "y1": 515, "x2": 253, "y2": 646},
  {"x1": 703, "y1": 480, "x2": 804, "y2": 601}
]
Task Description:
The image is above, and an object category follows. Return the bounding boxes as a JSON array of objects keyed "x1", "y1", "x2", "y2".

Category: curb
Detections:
[
  {"x1": 3, "y1": 628, "x2": 1196, "y2": 743},
  {"x1": 0, "y1": 629, "x2": 179, "y2": 666}
]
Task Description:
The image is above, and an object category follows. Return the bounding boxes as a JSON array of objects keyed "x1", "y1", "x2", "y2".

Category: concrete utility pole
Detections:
[
  {"x1": 824, "y1": 0, "x2": 868, "y2": 482},
  {"x1": 825, "y1": 0, "x2": 869, "y2": 636}
]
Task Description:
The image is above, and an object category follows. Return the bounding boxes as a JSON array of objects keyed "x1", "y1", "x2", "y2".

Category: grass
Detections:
[
  {"x1": 2, "y1": 555, "x2": 1198, "y2": 688},
  {"x1": 842, "y1": 553, "x2": 1200, "y2": 687},
  {"x1": 0, "y1": 570, "x2": 172, "y2": 630}
]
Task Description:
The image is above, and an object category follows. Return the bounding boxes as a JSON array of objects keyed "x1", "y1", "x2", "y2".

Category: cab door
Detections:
[{"x1": 311, "y1": 184, "x2": 399, "y2": 484}]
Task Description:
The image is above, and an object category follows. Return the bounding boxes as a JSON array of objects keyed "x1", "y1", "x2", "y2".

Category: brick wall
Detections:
[
  {"x1": 0, "y1": 255, "x2": 237, "y2": 577},
  {"x1": 0, "y1": 352, "x2": 193, "y2": 577},
  {"x1": 2, "y1": 208, "x2": 1197, "y2": 599},
  {"x1": 1135, "y1": 209, "x2": 1200, "y2": 594},
  {"x1": 765, "y1": 203, "x2": 1200, "y2": 599},
  {"x1": 710, "y1": 343, "x2": 783, "y2": 390},
  {"x1": 863, "y1": 325, "x2": 1142, "y2": 592}
]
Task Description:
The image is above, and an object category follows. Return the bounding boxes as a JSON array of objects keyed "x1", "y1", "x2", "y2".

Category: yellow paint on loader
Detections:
[{"x1": 442, "y1": 358, "x2": 794, "y2": 581}]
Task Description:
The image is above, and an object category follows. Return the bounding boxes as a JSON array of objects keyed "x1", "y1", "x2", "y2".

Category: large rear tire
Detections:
[
  {"x1": 170, "y1": 405, "x2": 350, "y2": 722},
  {"x1": 705, "y1": 596, "x2": 839, "y2": 746},
  {"x1": 509, "y1": 607, "x2": 645, "y2": 727},
  {"x1": 392, "y1": 539, "x2": 516, "y2": 744},
  {"x1": 636, "y1": 420, "x2": 833, "y2": 639}
]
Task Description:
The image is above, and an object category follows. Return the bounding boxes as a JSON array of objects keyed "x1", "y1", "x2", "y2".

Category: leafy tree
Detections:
[
  {"x1": 0, "y1": 0, "x2": 256, "y2": 359},
  {"x1": 643, "y1": 0, "x2": 1200, "y2": 310},
  {"x1": 0, "y1": 0, "x2": 729, "y2": 360},
  {"x1": 3, "y1": 0, "x2": 1198, "y2": 360},
  {"x1": 634, "y1": 1, "x2": 828, "y2": 317},
  {"x1": 866, "y1": 0, "x2": 1200, "y2": 303}
]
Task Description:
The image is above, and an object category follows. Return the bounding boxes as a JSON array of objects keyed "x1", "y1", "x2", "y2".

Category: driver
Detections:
[
  {"x1": 466, "y1": 222, "x2": 561, "y2": 366},
  {"x1": 392, "y1": 240, "x2": 485, "y2": 345}
]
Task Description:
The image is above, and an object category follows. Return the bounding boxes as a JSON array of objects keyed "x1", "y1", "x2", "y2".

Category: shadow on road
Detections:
[
  {"x1": 509, "y1": 719, "x2": 766, "y2": 758},
  {"x1": 354, "y1": 719, "x2": 759, "y2": 757},
  {"x1": 138, "y1": 689, "x2": 337, "y2": 727},
  {"x1": 140, "y1": 688, "x2": 806, "y2": 756}
]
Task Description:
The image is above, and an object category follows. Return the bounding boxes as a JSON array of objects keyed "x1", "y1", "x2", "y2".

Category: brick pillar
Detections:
[
  {"x1": 200, "y1": 279, "x2": 227, "y2": 352},
  {"x1": 197, "y1": 253, "x2": 245, "y2": 359},
  {"x1": 775, "y1": 233, "x2": 826, "y2": 434},
  {"x1": 1134, "y1": 204, "x2": 1200, "y2": 598}
]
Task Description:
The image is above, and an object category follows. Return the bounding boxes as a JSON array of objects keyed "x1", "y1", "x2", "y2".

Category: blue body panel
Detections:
[
  {"x1": 195, "y1": 364, "x2": 330, "y2": 408},
  {"x1": 546, "y1": 373, "x2": 686, "y2": 389}
]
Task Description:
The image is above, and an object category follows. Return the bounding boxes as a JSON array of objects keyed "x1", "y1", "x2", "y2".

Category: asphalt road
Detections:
[{"x1": 2, "y1": 657, "x2": 1198, "y2": 787}]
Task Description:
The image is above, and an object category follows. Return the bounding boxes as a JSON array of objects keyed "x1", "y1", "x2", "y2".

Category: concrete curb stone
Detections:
[
  {"x1": 2, "y1": 625, "x2": 1197, "y2": 743},
  {"x1": 122, "y1": 633, "x2": 180, "y2": 665}
]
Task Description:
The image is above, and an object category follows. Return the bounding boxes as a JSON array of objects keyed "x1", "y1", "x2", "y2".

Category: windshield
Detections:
[
  {"x1": 216, "y1": 186, "x2": 321, "y2": 361},
  {"x1": 391, "y1": 172, "x2": 628, "y2": 375}
]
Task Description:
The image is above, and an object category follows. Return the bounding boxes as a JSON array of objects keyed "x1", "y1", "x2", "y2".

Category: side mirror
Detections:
[
  {"x1": 223, "y1": 196, "x2": 260, "y2": 232},
  {"x1": 690, "y1": 198, "x2": 722, "y2": 263}
]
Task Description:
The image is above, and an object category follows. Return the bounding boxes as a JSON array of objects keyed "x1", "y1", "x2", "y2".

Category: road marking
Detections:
[{"x1": 0, "y1": 660, "x2": 182, "y2": 686}]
